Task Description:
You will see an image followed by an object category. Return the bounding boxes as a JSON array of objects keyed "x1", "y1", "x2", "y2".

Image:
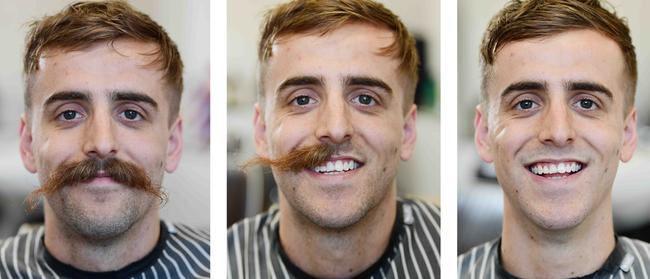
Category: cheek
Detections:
[
  {"x1": 355, "y1": 116, "x2": 403, "y2": 157},
  {"x1": 34, "y1": 131, "x2": 79, "y2": 176},
  {"x1": 491, "y1": 119, "x2": 535, "y2": 164},
  {"x1": 575, "y1": 120, "x2": 623, "y2": 161},
  {"x1": 121, "y1": 132, "x2": 169, "y2": 171},
  {"x1": 268, "y1": 116, "x2": 312, "y2": 156}
]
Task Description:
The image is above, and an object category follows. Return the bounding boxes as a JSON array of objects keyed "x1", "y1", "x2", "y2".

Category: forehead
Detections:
[
  {"x1": 30, "y1": 40, "x2": 167, "y2": 106},
  {"x1": 263, "y1": 23, "x2": 403, "y2": 93},
  {"x1": 487, "y1": 30, "x2": 627, "y2": 100}
]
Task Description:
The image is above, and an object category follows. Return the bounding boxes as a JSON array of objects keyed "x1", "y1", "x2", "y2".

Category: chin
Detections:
[
  {"x1": 289, "y1": 195, "x2": 373, "y2": 230},
  {"x1": 308, "y1": 206, "x2": 369, "y2": 230},
  {"x1": 49, "y1": 191, "x2": 154, "y2": 240},
  {"x1": 524, "y1": 203, "x2": 591, "y2": 231}
]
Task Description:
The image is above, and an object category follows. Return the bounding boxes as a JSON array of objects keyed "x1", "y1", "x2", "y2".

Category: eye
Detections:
[
  {"x1": 58, "y1": 110, "x2": 83, "y2": 121},
  {"x1": 291, "y1": 95, "x2": 316, "y2": 106},
  {"x1": 120, "y1": 109, "x2": 143, "y2": 121},
  {"x1": 351, "y1": 94, "x2": 377, "y2": 106},
  {"x1": 576, "y1": 99, "x2": 596, "y2": 110},
  {"x1": 514, "y1": 99, "x2": 538, "y2": 111}
]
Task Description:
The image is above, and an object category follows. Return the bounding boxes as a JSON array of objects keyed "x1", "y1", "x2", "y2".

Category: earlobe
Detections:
[
  {"x1": 619, "y1": 108, "x2": 637, "y2": 162},
  {"x1": 399, "y1": 104, "x2": 417, "y2": 161},
  {"x1": 253, "y1": 103, "x2": 269, "y2": 158},
  {"x1": 475, "y1": 105, "x2": 494, "y2": 163},
  {"x1": 165, "y1": 117, "x2": 184, "y2": 172},
  {"x1": 19, "y1": 114, "x2": 37, "y2": 173}
]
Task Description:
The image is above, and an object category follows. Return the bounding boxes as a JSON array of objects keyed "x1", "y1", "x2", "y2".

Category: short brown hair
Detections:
[
  {"x1": 258, "y1": 0, "x2": 419, "y2": 109},
  {"x1": 24, "y1": 0, "x2": 183, "y2": 120},
  {"x1": 480, "y1": 0, "x2": 637, "y2": 111}
]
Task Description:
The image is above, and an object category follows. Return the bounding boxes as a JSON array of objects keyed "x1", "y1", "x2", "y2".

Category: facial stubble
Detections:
[{"x1": 27, "y1": 157, "x2": 167, "y2": 240}]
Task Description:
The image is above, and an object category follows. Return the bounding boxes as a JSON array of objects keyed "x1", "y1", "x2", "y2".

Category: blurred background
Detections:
[
  {"x1": 227, "y1": 0, "x2": 440, "y2": 226},
  {"x1": 0, "y1": 0, "x2": 210, "y2": 238},
  {"x1": 458, "y1": 0, "x2": 650, "y2": 254}
]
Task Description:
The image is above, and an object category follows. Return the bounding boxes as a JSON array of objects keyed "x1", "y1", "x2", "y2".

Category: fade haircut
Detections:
[
  {"x1": 480, "y1": 0, "x2": 636, "y2": 112},
  {"x1": 258, "y1": 0, "x2": 419, "y2": 110},
  {"x1": 24, "y1": 0, "x2": 184, "y2": 122}
]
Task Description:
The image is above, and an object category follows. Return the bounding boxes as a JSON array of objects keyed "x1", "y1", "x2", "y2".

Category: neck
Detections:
[
  {"x1": 43, "y1": 203, "x2": 160, "y2": 272},
  {"x1": 279, "y1": 185, "x2": 397, "y2": 278},
  {"x1": 501, "y1": 196, "x2": 615, "y2": 278}
]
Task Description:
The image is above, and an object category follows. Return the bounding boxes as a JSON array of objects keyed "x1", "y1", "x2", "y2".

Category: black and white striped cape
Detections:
[
  {"x1": 458, "y1": 236, "x2": 650, "y2": 278},
  {"x1": 228, "y1": 199, "x2": 440, "y2": 279},
  {"x1": 0, "y1": 221, "x2": 210, "y2": 279}
]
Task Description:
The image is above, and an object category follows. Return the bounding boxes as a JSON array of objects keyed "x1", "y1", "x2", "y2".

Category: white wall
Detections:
[{"x1": 0, "y1": 0, "x2": 210, "y2": 230}]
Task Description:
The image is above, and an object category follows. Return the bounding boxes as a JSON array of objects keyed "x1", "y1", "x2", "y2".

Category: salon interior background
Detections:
[
  {"x1": 227, "y1": 0, "x2": 441, "y2": 225},
  {"x1": 458, "y1": 0, "x2": 650, "y2": 253},
  {"x1": 0, "y1": 0, "x2": 210, "y2": 238}
]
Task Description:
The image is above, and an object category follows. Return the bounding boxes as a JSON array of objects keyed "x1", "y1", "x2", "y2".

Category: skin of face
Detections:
[
  {"x1": 19, "y1": 39, "x2": 183, "y2": 239},
  {"x1": 475, "y1": 29, "x2": 637, "y2": 231},
  {"x1": 254, "y1": 23, "x2": 417, "y2": 229}
]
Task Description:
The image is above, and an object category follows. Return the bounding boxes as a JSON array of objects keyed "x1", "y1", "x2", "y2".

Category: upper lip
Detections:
[
  {"x1": 95, "y1": 170, "x2": 111, "y2": 178},
  {"x1": 524, "y1": 158, "x2": 586, "y2": 166},
  {"x1": 318, "y1": 155, "x2": 364, "y2": 164}
]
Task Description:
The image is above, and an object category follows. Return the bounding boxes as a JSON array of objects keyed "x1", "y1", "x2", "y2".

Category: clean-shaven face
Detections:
[
  {"x1": 476, "y1": 29, "x2": 637, "y2": 230},
  {"x1": 255, "y1": 23, "x2": 417, "y2": 229}
]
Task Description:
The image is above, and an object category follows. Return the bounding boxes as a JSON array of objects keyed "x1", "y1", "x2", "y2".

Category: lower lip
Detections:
[
  {"x1": 84, "y1": 177, "x2": 119, "y2": 186},
  {"x1": 305, "y1": 166, "x2": 362, "y2": 178},
  {"x1": 527, "y1": 166, "x2": 586, "y2": 186}
]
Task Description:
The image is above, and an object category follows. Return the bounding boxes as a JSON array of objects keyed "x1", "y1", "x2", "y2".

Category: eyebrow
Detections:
[
  {"x1": 111, "y1": 91, "x2": 158, "y2": 109},
  {"x1": 343, "y1": 75, "x2": 392, "y2": 94},
  {"x1": 500, "y1": 81, "x2": 547, "y2": 99},
  {"x1": 277, "y1": 76, "x2": 324, "y2": 93},
  {"x1": 44, "y1": 91, "x2": 91, "y2": 106},
  {"x1": 565, "y1": 81, "x2": 613, "y2": 100}
]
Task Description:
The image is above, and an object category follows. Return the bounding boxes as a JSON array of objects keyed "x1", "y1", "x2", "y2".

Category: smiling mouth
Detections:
[
  {"x1": 527, "y1": 161, "x2": 585, "y2": 179},
  {"x1": 312, "y1": 159, "x2": 362, "y2": 174}
]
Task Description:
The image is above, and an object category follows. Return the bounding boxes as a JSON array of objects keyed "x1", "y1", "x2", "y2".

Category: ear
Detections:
[
  {"x1": 253, "y1": 103, "x2": 269, "y2": 158},
  {"x1": 19, "y1": 113, "x2": 37, "y2": 173},
  {"x1": 475, "y1": 105, "x2": 494, "y2": 163},
  {"x1": 399, "y1": 104, "x2": 417, "y2": 161},
  {"x1": 619, "y1": 108, "x2": 637, "y2": 162},
  {"x1": 165, "y1": 117, "x2": 184, "y2": 172}
]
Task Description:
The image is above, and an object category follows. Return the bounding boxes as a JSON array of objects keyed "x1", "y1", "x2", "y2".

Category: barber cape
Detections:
[
  {"x1": 228, "y1": 199, "x2": 440, "y2": 279},
  {"x1": 0, "y1": 221, "x2": 210, "y2": 279},
  {"x1": 458, "y1": 236, "x2": 650, "y2": 279}
]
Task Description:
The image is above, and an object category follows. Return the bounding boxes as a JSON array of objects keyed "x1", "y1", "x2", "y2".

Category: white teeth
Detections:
[
  {"x1": 313, "y1": 160, "x2": 359, "y2": 174},
  {"x1": 529, "y1": 162, "x2": 583, "y2": 176}
]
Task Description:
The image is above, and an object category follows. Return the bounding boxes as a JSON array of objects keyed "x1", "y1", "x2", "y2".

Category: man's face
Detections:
[
  {"x1": 475, "y1": 30, "x2": 637, "y2": 230},
  {"x1": 254, "y1": 23, "x2": 417, "y2": 229},
  {"x1": 19, "y1": 39, "x2": 183, "y2": 238}
]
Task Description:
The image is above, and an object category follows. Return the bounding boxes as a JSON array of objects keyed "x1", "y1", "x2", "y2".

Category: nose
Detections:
[
  {"x1": 537, "y1": 99, "x2": 576, "y2": 147},
  {"x1": 315, "y1": 96, "x2": 353, "y2": 144},
  {"x1": 82, "y1": 112, "x2": 118, "y2": 158}
]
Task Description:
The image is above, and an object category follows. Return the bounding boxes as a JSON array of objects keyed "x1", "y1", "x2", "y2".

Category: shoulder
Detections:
[
  {"x1": 227, "y1": 206, "x2": 279, "y2": 241},
  {"x1": 227, "y1": 207, "x2": 280, "y2": 278},
  {"x1": 619, "y1": 236, "x2": 650, "y2": 265},
  {"x1": 0, "y1": 225, "x2": 45, "y2": 277},
  {"x1": 400, "y1": 198, "x2": 440, "y2": 233},
  {"x1": 457, "y1": 239, "x2": 499, "y2": 278},
  {"x1": 0, "y1": 223, "x2": 44, "y2": 250},
  {"x1": 165, "y1": 222, "x2": 210, "y2": 250}
]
